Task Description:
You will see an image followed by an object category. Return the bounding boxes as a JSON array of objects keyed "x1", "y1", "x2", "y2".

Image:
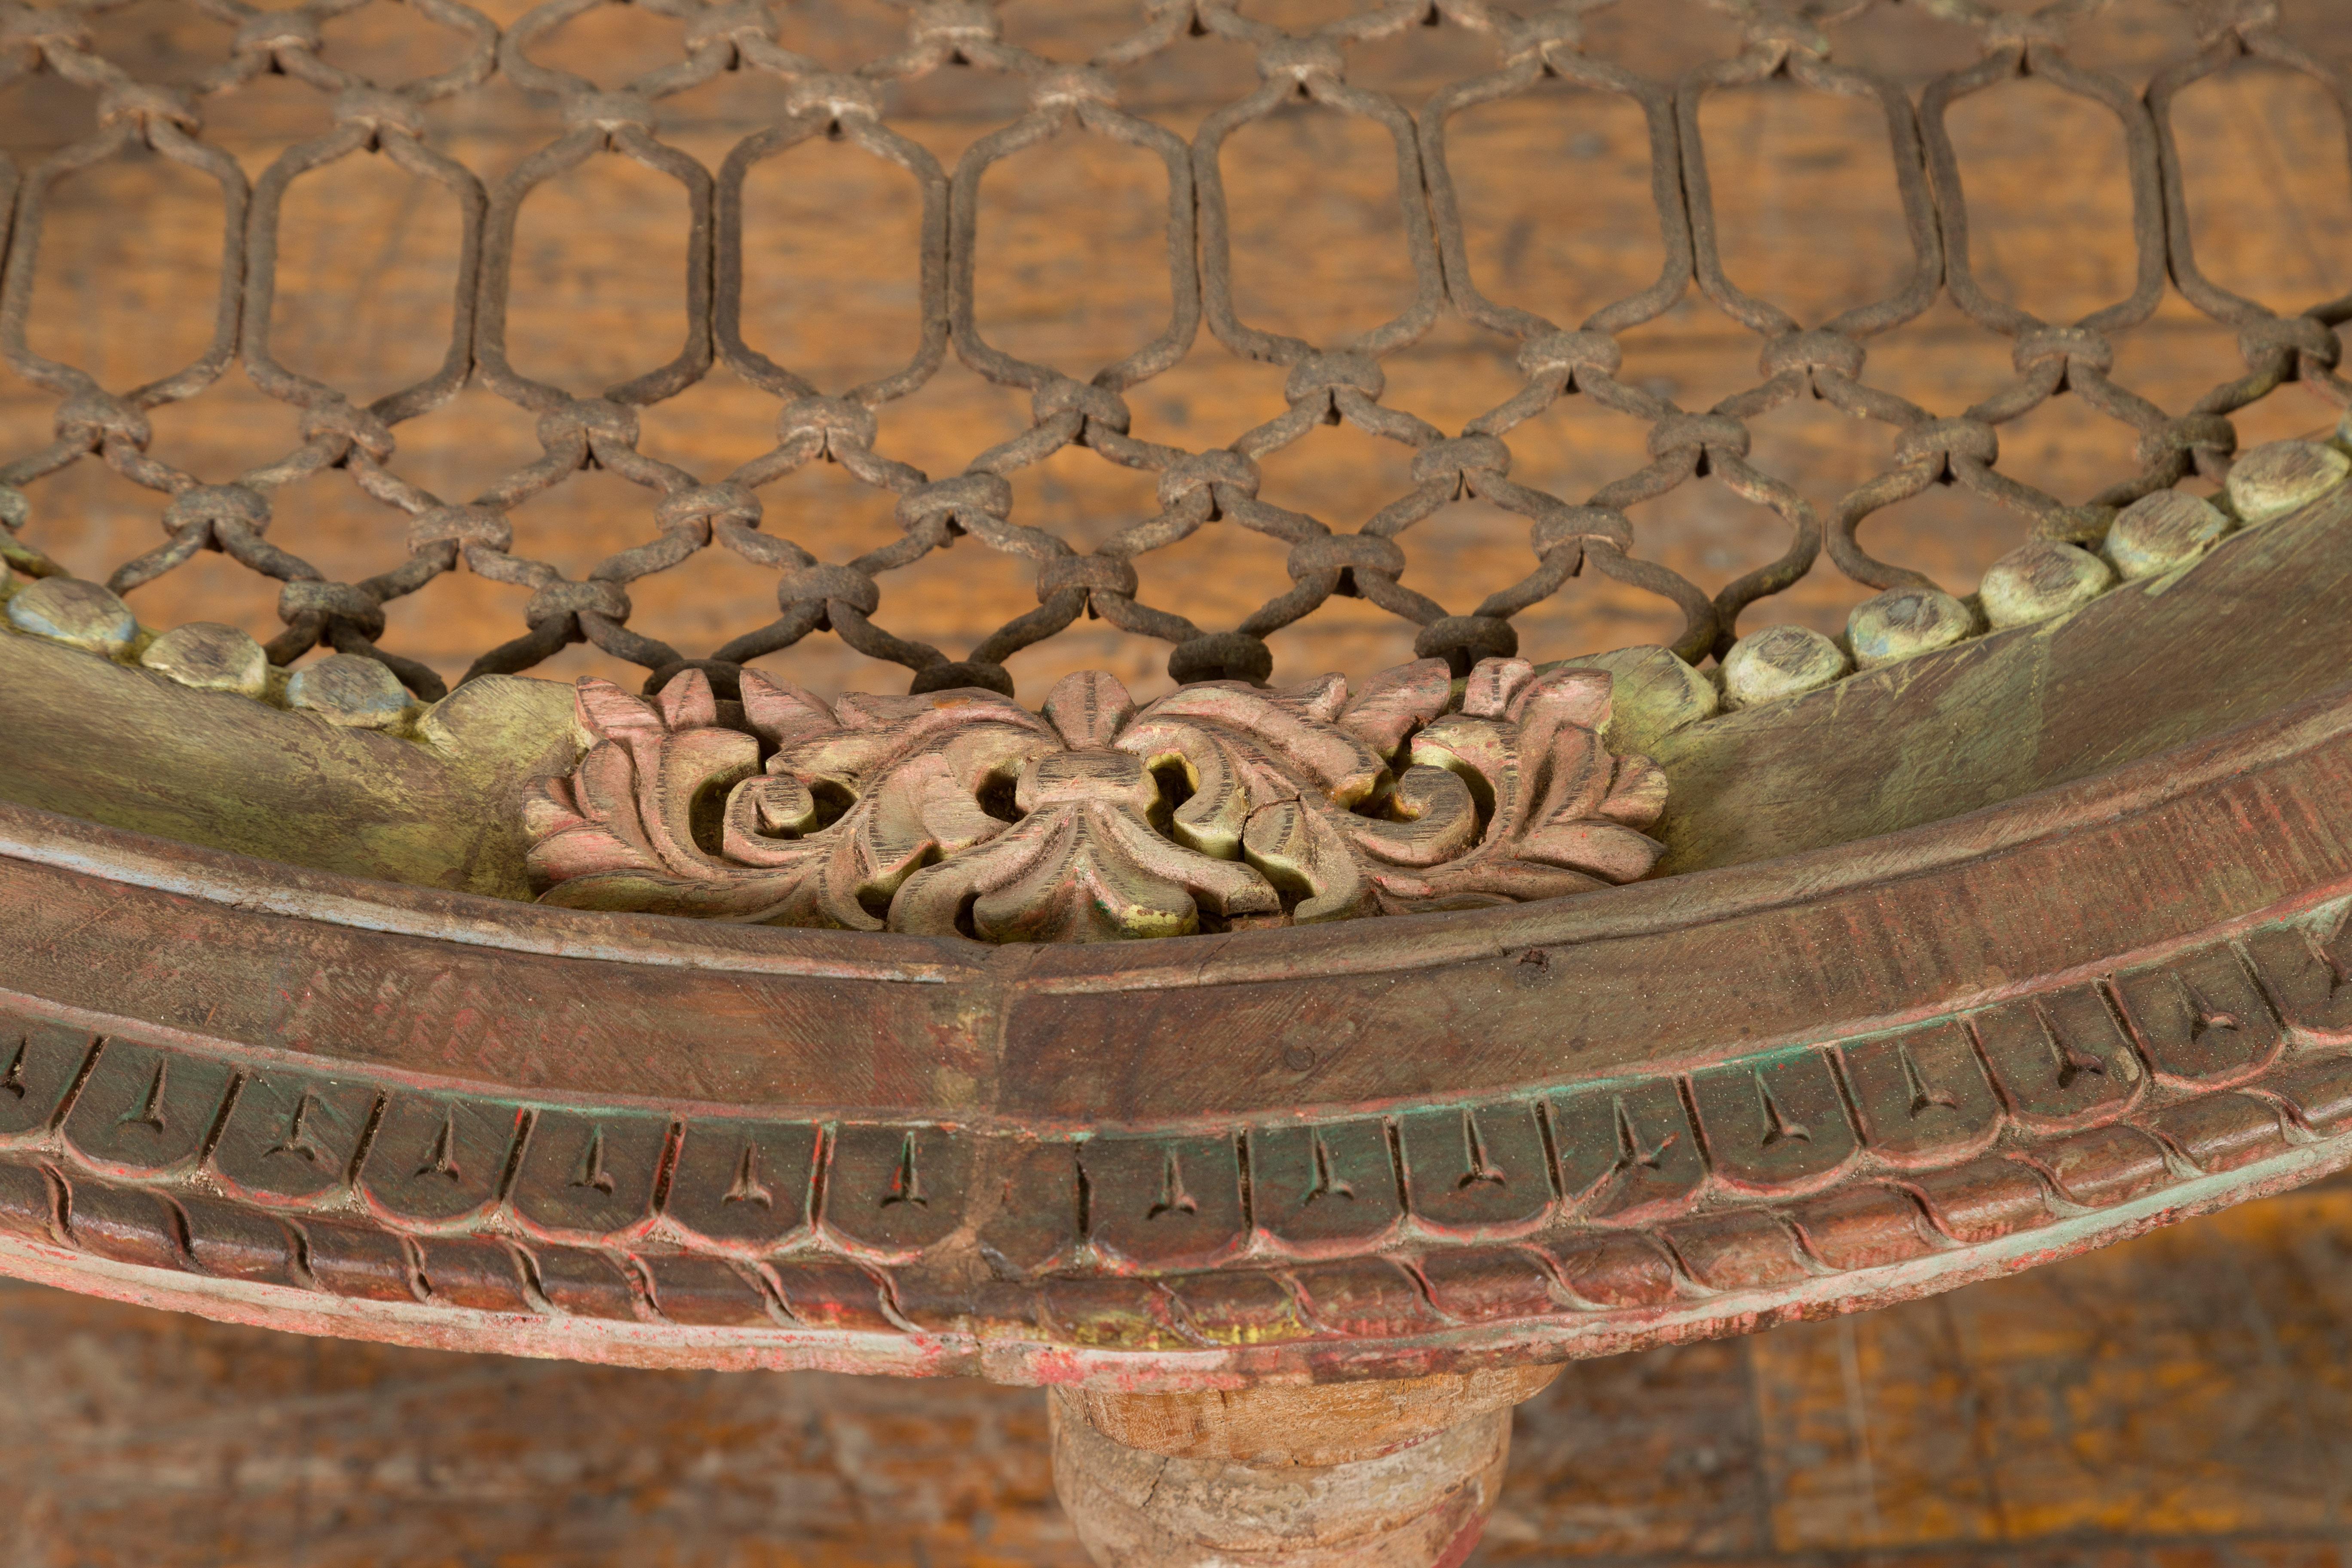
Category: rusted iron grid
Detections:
[{"x1": 0, "y1": 0, "x2": 2345, "y2": 704}]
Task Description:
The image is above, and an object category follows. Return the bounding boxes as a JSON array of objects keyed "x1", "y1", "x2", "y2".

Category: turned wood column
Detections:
[{"x1": 1049, "y1": 1364, "x2": 1560, "y2": 1566}]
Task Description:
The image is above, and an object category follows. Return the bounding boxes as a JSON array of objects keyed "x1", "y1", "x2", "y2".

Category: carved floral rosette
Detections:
[{"x1": 522, "y1": 658, "x2": 1668, "y2": 941}]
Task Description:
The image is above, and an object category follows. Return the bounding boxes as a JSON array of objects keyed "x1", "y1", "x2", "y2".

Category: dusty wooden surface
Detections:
[
  {"x1": 0, "y1": 632, "x2": 577, "y2": 894},
  {"x1": 4, "y1": 1179, "x2": 2350, "y2": 1567},
  {"x1": 1057, "y1": 1364, "x2": 1559, "y2": 1466}
]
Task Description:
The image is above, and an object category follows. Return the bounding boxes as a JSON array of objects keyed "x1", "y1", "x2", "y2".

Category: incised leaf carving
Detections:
[{"x1": 522, "y1": 658, "x2": 1667, "y2": 941}]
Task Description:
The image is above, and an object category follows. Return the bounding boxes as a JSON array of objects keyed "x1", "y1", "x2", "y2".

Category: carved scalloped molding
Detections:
[{"x1": 0, "y1": 887, "x2": 2345, "y2": 1383}]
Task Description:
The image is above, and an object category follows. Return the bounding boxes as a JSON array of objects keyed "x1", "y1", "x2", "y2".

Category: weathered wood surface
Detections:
[
  {"x1": 1051, "y1": 1387, "x2": 1521, "y2": 1566},
  {"x1": 0, "y1": 633, "x2": 574, "y2": 895},
  {"x1": 9, "y1": 1179, "x2": 2352, "y2": 1567},
  {"x1": 0, "y1": 667, "x2": 2348, "y2": 1384},
  {"x1": 1647, "y1": 487, "x2": 2352, "y2": 870},
  {"x1": 7, "y1": 484, "x2": 2346, "y2": 893},
  {"x1": 1057, "y1": 1364, "x2": 1559, "y2": 1467}
]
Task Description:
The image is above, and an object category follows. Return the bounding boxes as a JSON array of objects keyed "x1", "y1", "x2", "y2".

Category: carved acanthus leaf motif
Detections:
[{"x1": 522, "y1": 657, "x2": 1667, "y2": 941}]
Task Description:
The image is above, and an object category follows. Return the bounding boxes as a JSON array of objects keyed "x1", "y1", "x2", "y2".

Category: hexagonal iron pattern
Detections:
[{"x1": 0, "y1": 0, "x2": 2344, "y2": 703}]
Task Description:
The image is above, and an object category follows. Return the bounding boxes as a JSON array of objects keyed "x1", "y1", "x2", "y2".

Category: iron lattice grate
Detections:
[{"x1": 0, "y1": 0, "x2": 2346, "y2": 704}]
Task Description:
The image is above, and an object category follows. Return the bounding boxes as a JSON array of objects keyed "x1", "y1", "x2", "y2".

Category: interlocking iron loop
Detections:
[{"x1": 0, "y1": 0, "x2": 2346, "y2": 699}]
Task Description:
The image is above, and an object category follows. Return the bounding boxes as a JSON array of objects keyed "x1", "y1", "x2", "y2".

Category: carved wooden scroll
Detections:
[{"x1": 523, "y1": 659, "x2": 1667, "y2": 939}]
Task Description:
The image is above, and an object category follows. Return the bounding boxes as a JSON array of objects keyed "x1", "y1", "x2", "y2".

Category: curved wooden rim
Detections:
[
  {"x1": 0, "y1": 675, "x2": 2346, "y2": 1385},
  {"x1": 0, "y1": 1134, "x2": 2340, "y2": 1387},
  {"x1": 9, "y1": 667, "x2": 2346, "y2": 1003}
]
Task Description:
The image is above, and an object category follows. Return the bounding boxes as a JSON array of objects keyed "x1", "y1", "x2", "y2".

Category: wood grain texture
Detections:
[
  {"x1": 9, "y1": 1179, "x2": 2352, "y2": 1567},
  {"x1": 0, "y1": 634, "x2": 575, "y2": 895},
  {"x1": 1645, "y1": 487, "x2": 2352, "y2": 871},
  {"x1": 1054, "y1": 1364, "x2": 1559, "y2": 1467}
]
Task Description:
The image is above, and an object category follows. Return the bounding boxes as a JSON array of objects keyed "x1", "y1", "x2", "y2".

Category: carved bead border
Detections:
[
  {"x1": 4, "y1": 450, "x2": 2342, "y2": 749},
  {"x1": 0, "y1": 892, "x2": 2346, "y2": 1369}
]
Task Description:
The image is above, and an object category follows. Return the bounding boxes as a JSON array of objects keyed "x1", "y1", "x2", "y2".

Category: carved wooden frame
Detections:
[{"x1": 1, "y1": 490, "x2": 2349, "y2": 1392}]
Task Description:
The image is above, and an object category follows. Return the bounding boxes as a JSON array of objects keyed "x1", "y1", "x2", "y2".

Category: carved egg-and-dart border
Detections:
[{"x1": 522, "y1": 657, "x2": 1668, "y2": 940}]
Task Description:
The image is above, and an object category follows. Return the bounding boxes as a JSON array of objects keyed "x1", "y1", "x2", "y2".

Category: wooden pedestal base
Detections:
[{"x1": 1049, "y1": 1366, "x2": 1561, "y2": 1566}]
